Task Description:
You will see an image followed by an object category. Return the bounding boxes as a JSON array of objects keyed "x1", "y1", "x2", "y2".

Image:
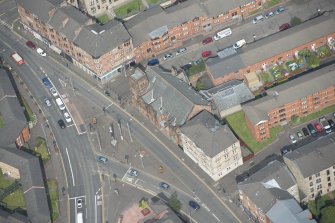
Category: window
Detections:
[
  {"x1": 310, "y1": 182, "x2": 313, "y2": 187},
  {"x1": 309, "y1": 176, "x2": 313, "y2": 180},
  {"x1": 315, "y1": 173, "x2": 320, "y2": 177},
  {"x1": 317, "y1": 184, "x2": 322, "y2": 190},
  {"x1": 328, "y1": 176, "x2": 331, "y2": 182},
  {"x1": 316, "y1": 178, "x2": 321, "y2": 184},
  {"x1": 310, "y1": 188, "x2": 314, "y2": 192},
  {"x1": 328, "y1": 182, "x2": 332, "y2": 187},
  {"x1": 327, "y1": 170, "x2": 330, "y2": 175}
]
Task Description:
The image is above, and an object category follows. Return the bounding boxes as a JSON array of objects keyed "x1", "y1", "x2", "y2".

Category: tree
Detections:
[
  {"x1": 195, "y1": 81, "x2": 203, "y2": 91},
  {"x1": 168, "y1": 192, "x2": 181, "y2": 213},
  {"x1": 290, "y1": 16, "x2": 302, "y2": 27},
  {"x1": 320, "y1": 206, "x2": 335, "y2": 223}
]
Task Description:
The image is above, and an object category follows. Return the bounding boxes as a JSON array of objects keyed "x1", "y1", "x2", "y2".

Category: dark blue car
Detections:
[
  {"x1": 189, "y1": 200, "x2": 200, "y2": 210},
  {"x1": 42, "y1": 77, "x2": 53, "y2": 89},
  {"x1": 276, "y1": 6, "x2": 285, "y2": 14},
  {"x1": 147, "y1": 58, "x2": 159, "y2": 66}
]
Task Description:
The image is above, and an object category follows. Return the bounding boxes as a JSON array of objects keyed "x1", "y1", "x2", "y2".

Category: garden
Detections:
[
  {"x1": 0, "y1": 170, "x2": 25, "y2": 211},
  {"x1": 114, "y1": 0, "x2": 144, "y2": 19},
  {"x1": 308, "y1": 192, "x2": 335, "y2": 223}
]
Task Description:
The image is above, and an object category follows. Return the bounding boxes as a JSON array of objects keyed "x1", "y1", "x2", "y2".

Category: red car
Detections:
[
  {"x1": 26, "y1": 41, "x2": 36, "y2": 49},
  {"x1": 279, "y1": 23, "x2": 290, "y2": 31},
  {"x1": 201, "y1": 51, "x2": 212, "y2": 58},
  {"x1": 314, "y1": 123, "x2": 323, "y2": 133},
  {"x1": 202, "y1": 37, "x2": 213, "y2": 45}
]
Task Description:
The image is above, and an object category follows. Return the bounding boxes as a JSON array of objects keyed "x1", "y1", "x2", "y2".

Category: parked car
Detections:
[
  {"x1": 328, "y1": 119, "x2": 335, "y2": 129},
  {"x1": 279, "y1": 23, "x2": 290, "y2": 31},
  {"x1": 202, "y1": 37, "x2": 213, "y2": 45},
  {"x1": 36, "y1": 48, "x2": 47, "y2": 56},
  {"x1": 276, "y1": 6, "x2": 285, "y2": 14},
  {"x1": 201, "y1": 51, "x2": 212, "y2": 58},
  {"x1": 147, "y1": 58, "x2": 159, "y2": 66},
  {"x1": 307, "y1": 123, "x2": 317, "y2": 136},
  {"x1": 159, "y1": 182, "x2": 170, "y2": 190},
  {"x1": 281, "y1": 148, "x2": 291, "y2": 155},
  {"x1": 289, "y1": 134, "x2": 297, "y2": 144},
  {"x1": 302, "y1": 127, "x2": 310, "y2": 136},
  {"x1": 26, "y1": 40, "x2": 36, "y2": 49},
  {"x1": 314, "y1": 122, "x2": 323, "y2": 133},
  {"x1": 96, "y1": 156, "x2": 108, "y2": 163},
  {"x1": 58, "y1": 119, "x2": 66, "y2": 129},
  {"x1": 265, "y1": 11, "x2": 274, "y2": 18},
  {"x1": 296, "y1": 131, "x2": 303, "y2": 140},
  {"x1": 77, "y1": 199, "x2": 83, "y2": 208},
  {"x1": 163, "y1": 53, "x2": 173, "y2": 61},
  {"x1": 189, "y1": 200, "x2": 200, "y2": 210},
  {"x1": 50, "y1": 87, "x2": 58, "y2": 97},
  {"x1": 233, "y1": 39, "x2": 246, "y2": 49},
  {"x1": 44, "y1": 98, "x2": 51, "y2": 107},
  {"x1": 176, "y1": 47, "x2": 187, "y2": 55},
  {"x1": 128, "y1": 168, "x2": 139, "y2": 177},
  {"x1": 252, "y1": 15, "x2": 264, "y2": 24},
  {"x1": 64, "y1": 112, "x2": 72, "y2": 123}
]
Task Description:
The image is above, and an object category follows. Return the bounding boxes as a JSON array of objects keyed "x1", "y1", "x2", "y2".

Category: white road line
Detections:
[
  {"x1": 69, "y1": 195, "x2": 86, "y2": 200},
  {"x1": 121, "y1": 166, "x2": 132, "y2": 181},
  {"x1": 66, "y1": 123, "x2": 75, "y2": 128},
  {"x1": 94, "y1": 195, "x2": 98, "y2": 223},
  {"x1": 105, "y1": 103, "x2": 113, "y2": 109},
  {"x1": 212, "y1": 213, "x2": 221, "y2": 222},
  {"x1": 65, "y1": 147, "x2": 75, "y2": 186}
]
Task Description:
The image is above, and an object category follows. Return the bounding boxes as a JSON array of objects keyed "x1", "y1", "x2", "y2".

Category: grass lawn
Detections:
[
  {"x1": 260, "y1": 72, "x2": 271, "y2": 83},
  {"x1": 266, "y1": 0, "x2": 282, "y2": 8},
  {"x1": 290, "y1": 105, "x2": 335, "y2": 126},
  {"x1": 0, "y1": 116, "x2": 3, "y2": 128},
  {"x1": 48, "y1": 179, "x2": 59, "y2": 221},
  {"x1": 226, "y1": 111, "x2": 284, "y2": 154},
  {"x1": 147, "y1": 0, "x2": 164, "y2": 4},
  {"x1": 187, "y1": 60, "x2": 205, "y2": 76},
  {"x1": 0, "y1": 170, "x2": 25, "y2": 211},
  {"x1": 34, "y1": 137, "x2": 50, "y2": 163},
  {"x1": 97, "y1": 14, "x2": 109, "y2": 24},
  {"x1": 114, "y1": 0, "x2": 144, "y2": 18}
]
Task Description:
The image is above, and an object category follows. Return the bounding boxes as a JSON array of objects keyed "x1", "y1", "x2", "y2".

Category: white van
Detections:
[
  {"x1": 213, "y1": 28, "x2": 232, "y2": 40},
  {"x1": 55, "y1": 98, "x2": 66, "y2": 110},
  {"x1": 253, "y1": 15, "x2": 264, "y2": 24},
  {"x1": 233, "y1": 39, "x2": 246, "y2": 49}
]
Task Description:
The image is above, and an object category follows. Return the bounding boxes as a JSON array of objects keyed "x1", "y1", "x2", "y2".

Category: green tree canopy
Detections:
[
  {"x1": 168, "y1": 192, "x2": 181, "y2": 213},
  {"x1": 320, "y1": 206, "x2": 335, "y2": 223}
]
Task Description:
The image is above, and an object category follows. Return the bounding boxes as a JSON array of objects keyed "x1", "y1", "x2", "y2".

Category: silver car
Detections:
[
  {"x1": 163, "y1": 53, "x2": 173, "y2": 60},
  {"x1": 176, "y1": 48, "x2": 187, "y2": 56}
]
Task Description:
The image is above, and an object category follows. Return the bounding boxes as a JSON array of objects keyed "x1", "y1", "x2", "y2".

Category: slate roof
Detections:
[
  {"x1": 0, "y1": 70, "x2": 27, "y2": 147},
  {"x1": 266, "y1": 199, "x2": 316, "y2": 223},
  {"x1": 16, "y1": 0, "x2": 131, "y2": 58},
  {"x1": 284, "y1": 135, "x2": 335, "y2": 178},
  {"x1": 242, "y1": 63, "x2": 335, "y2": 125},
  {"x1": 238, "y1": 182, "x2": 292, "y2": 214},
  {"x1": 205, "y1": 15, "x2": 335, "y2": 79},
  {"x1": 200, "y1": 80, "x2": 254, "y2": 112},
  {"x1": 180, "y1": 110, "x2": 237, "y2": 157},
  {"x1": 240, "y1": 160, "x2": 296, "y2": 190},
  {"x1": 124, "y1": 0, "x2": 256, "y2": 46},
  {"x1": 0, "y1": 147, "x2": 50, "y2": 223},
  {"x1": 139, "y1": 67, "x2": 209, "y2": 126}
]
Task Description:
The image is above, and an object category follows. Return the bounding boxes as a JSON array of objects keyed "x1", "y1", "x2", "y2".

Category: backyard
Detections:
[
  {"x1": 114, "y1": 0, "x2": 144, "y2": 19},
  {"x1": 0, "y1": 170, "x2": 25, "y2": 211},
  {"x1": 97, "y1": 14, "x2": 109, "y2": 24},
  {"x1": 308, "y1": 192, "x2": 335, "y2": 222},
  {"x1": 185, "y1": 60, "x2": 206, "y2": 76},
  {"x1": 225, "y1": 111, "x2": 284, "y2": 154}
]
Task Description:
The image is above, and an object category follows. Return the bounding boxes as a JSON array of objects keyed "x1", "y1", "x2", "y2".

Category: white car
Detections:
[
  {"x1": 163, "y1": 53, "x2": 173, "y2": 61},
  {"x1": 128, "y1": 168, "x2": 139, "y2": 177},
  {"x1": 63, "y1": 112, "x2": 72, "y2": 123},
  {"x1": 44, "y1": 98, "x2": 51, "y2": 107},
  {"x1": 50, "y1": 87, "x2": 58, "y2": 97},
  {"x1": 176, "y1": 48, "x2": 187, "y2": 56},
  {"x1": 36, "y1": 48, "x2": 47, "y2": 56},
  {"x1": 289, "y1": 134, "x2": 297, "y2": 144}
]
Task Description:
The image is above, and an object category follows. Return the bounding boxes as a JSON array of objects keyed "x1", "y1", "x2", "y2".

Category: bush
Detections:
[{"x1": 290, "y1": 16, "x2": 302, "y2": 26}]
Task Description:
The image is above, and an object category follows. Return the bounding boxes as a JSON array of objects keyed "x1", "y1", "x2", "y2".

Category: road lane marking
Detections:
[
  {"x1": 105, "y1": 103, "x2": 113, "y2": 109},
  {"x1": 212, "y1": 213, "x2": 220, "y2": 222},
  {"x1": 69, "y1": 195, "x2": 86, "y2": 200},
  {"x1": 65, "y1": 147, "x2": 75, "y2": 186}
]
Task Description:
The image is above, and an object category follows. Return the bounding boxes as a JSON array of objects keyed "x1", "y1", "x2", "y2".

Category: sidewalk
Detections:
[{"x1": 12, "y1": 72, "x2": 68, "y2": 223}]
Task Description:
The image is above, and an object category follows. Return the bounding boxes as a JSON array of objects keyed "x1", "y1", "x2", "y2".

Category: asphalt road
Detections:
[{"x1": 0, "y1": 29, "x2": 103, "y2": 223}]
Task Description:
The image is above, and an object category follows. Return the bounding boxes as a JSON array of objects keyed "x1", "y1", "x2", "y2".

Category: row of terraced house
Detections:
[{"x1": 15, "y1": 0, "x2": 263, "y2": 83}]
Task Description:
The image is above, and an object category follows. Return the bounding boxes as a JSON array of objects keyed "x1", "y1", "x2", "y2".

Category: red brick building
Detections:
[{"x1": 242, "y1": 64, "x2": 335, "y2": 142}]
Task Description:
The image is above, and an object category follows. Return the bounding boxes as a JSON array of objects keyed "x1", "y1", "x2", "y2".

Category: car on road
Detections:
[
  {"x1": 296, "y1": 131, "x2": 303, "y2": 140},
  {"x1": 147, "y1": 58, "x2": 159, "y2": 66},
  {"x1": 96, "y1": 156, "x2": 108, "y2": 163},
  {"x1": 163, "y1": 53, "x2": 173, "y2": 61},
  {"x1": 233, "y1": 39, "x2": 246, "y2": 49},
  {"x1": 50, "y1": 87, "x2": 58, "y2": 97},
  {"x1": 307, "y1": 123, "x2": 317, "y2": 136},
  {"x1": 128, "y1": 168, "x2": 139, "y2": 177},
  {"x1": 328, "y1": 119, "x2": 335, "y2": 129},
  {"x1": 176, "y1": 47, "x2": 187, "y2": 56},
  {"x1": 36, "y1": 48, "x2": 47, "y2": 56},
  {"x1": 201, "y1": 51, "x2": 212, "y2": 58},
  {"x1": 314, "y1": 122, "x2": 323, "y2": 133},
  {"x1": 289, "y1": 134, "x2": 297, "y2": 144},
  {"x1": 265, "y1": 11, "x2": 274, "y2": 18},
  {"x1": 276, "y1": 6, "x2": 285, "y2": 14},
  {"x1": 58, "y1": 119, "x2": 66, "y2": 129},
  {"x1": 42, "y1": 77, "x2": 53, "y2": 88},
  {"x1": 279, "y1": 23, "x2": 290, "y2": 31},
  {"x1": 44, "y1": 98, "x2": 51, "y2": 107},
  {"x1": 202, "y1": 37, "x2": 213, "y2": 45},
  {"x1": 77, "y1": 199, "x2": 83, "y2": 208},
  {"x1": 189, "y1": 200, "x2": 200, "y2": 210},
  {"x1": 63, "y1": 112, "x2": 72, "y2": 123},
  {"x1": 26, "y1": 40, "x2": 36, "y2": 49},
  {"x1": 159, "y1": 182, "x2": 170, "y2": 190},
  {"x1": 302, "y1": 127, "x2": 309, "y2": 137}
]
